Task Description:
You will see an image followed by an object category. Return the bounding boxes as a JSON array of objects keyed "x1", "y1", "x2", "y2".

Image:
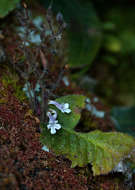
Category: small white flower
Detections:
[
  {"x1": 85, "y1": 98, "x2": 91, "y2": 104},
  {"x1": 47, "y1": 109, "x2": 61, "y2": 134},
  {"x1": 42, "y1": 145, "x2": 49, "y2": 152},
  {"x1": 60, "y1": 103, "x2": 71, "y2": 113},
  {"x1": 47, "y1": 120, "x2": 61, "y2": 134},
  {"x1": 62, "y1": 76, "x2": 69, "y2": 86},
  {"x1": 48, "y1": 100, "x2": 71, "y2": 114}
]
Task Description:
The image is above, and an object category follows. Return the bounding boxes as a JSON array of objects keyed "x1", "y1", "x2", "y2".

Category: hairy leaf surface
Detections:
[{"x1": 41, "y1": 95, "x2": 135, "y2": 175}]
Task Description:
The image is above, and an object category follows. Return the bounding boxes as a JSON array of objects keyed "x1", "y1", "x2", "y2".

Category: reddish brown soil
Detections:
[
  {"x1": 0, "y1": 76, "x2": 132, "y2": 190},
  {"x1": 0, "y1": 80, "x2": 88, "y2": 190}
]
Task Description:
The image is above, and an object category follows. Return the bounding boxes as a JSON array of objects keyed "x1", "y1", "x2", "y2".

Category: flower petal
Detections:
[
  {"x1": 22, "y1": 87, "x2": 27, "y2": 92},
  {"x1": 48, "y1": 100, "x2": 71, "y2": 114},
  {"x1": 47, "y1": 109, "x2": 57, "y2": 122},
  {"x1": 49, "y1": 100, "x2": 64, "y2": 112},
  {"x1": 55, "y1": 124, "x2": 61, "y2": 130},
  {"x1": 65, "y1": 108, "x2": 71, "y2": 113},
  {"x1": 34, "y1": 83, "x2": 40, "y2": 92},
  {"x1": 47, "y1": 124, "x2": 51, "y2": 129},
  {"x1": 42, "y1": 145, "x2": 49, "y2": 152},
  {"x1": 63, "y1": 103, "x2": 69, "y2": 109},
  {"x1": 51, "y1": 127, "x2": 56, "y2": 134}
]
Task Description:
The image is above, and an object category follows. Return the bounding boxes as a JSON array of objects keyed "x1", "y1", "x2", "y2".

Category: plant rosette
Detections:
[{"x1": 41, "y1": 95, "x2": 135, "y2": 176}]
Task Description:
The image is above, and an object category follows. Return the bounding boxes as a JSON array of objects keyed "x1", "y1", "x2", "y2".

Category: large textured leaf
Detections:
[
  {"x1": 0, "y1": 0, "x2": 20, "y2": 18},
  {"x1": 111, "y1": 106, "x2": 135, "y2": 137},
  {"x1": 40, "y1": 0, "x2": 102, "y2": 68},
  {"x1": 41, "y1": 95, "x2": 135, "y2": 175}
]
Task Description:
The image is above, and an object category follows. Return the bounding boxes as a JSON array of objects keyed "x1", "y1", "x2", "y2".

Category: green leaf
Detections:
[
  {"x1": 111, "y1": 106, "x2": 135, "y2": 138},
  {"x1": 67, "y1": 1, "x2": 102, "y2": 68},
  {"x1": 0, "y1": 0, "x2": 20, "y2": 18},
  {"x1": 50, "y1": 95, "x2": 86, "y2": 129},
  {"x1": 41, "y1": 95, "x2": 135, "y2": 175}
]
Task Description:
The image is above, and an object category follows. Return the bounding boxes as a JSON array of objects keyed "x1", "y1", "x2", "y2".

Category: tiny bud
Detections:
[
  {"x1": 62, "y1": 22, "x2": 67, "y2": 29},
  {"x1": 56, "y1": 12, "x2": 63, "y2": 23},
  {"x1": 23, "y1": 2, "x2": 27, "y2": 8}
]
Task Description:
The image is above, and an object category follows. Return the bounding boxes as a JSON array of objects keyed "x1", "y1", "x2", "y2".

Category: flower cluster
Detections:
[
  {"x1": 85, "y1": 97, "x2": 105, "y2": 118},
  {"x1": 22, "y1": 82, "x2": 41, "y2": 99},
  {"x1": 47, "y1": 101, "x2": 71, "y2": 134}
]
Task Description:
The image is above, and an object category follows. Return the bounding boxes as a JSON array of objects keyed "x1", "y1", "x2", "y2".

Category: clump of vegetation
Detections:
[
  {"x1": 9, "y1": 5, "x2": 67, "y2": 122},
  {"x1": 1, "y1": 67, "x2": 26, "y2": 102},
  {"x1": 1, "y1": 0, "x2": 135, "y2": 189},
  {"x1": 0, "y1": 0, "x2": 20, "y2": 18}
]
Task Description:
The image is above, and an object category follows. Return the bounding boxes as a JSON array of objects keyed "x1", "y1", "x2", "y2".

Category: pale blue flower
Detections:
[
  {"x1": 29, "y1": 31, "x2": 41, "y2": 45},
  {"x1": 85, "y1": 97, "x2": 91, "y2": 104},
  {"x1": 85, "y1": 102, "x2": 104, "y2": 118},
  {"x1": 47, "y1": 109, "x2": 61, "y2": 134},
  {"x1": 47, "y1": 120, "x2": 61, "y2": 134},
  {"x1": 34, "y1": 83, "x2": 40, "y2": 92},
  {"x1": 48, "y1": 100, "x2": 71, "y2": 113},
  {"x1": 45, "y1": 30, "x2": 52, "y2": 36},
  {"x1": 92, "y1": 107, "x2": 105, "y2": 118},
  {"x1": 23, "y1": 82, "x2": 34, "y2": 98},
  {"x1": 62, "y1": 76, "x2": 69, "y2": 86},
  {"x1": 22, "y1": 82, "x2": 30, "y2": 92},
  {"x1": 37, "y1": 96, "x2": 41, "y2": 102},
  {"x1": 33, "y1": 16, "x2": 43, "y2": 30},
  {"x1": 42, "y1": 145, "x2": 49, "y2": 152}
]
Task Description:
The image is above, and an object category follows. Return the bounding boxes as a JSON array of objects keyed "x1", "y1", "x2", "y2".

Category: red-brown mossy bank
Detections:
[{"x1": 0, "y1": 80, "x2": 87, "y2": 190}]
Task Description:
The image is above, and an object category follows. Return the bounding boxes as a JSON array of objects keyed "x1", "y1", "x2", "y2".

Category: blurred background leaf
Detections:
[
  {"x1": 0, "y1": 0, "x2": 20, "y2": 18},
  {"x1": 40, "y1": 0, "x2": 102, "y2": 69},
  {"x1": 111, "y1": 107, "x2": 135, "y2": 138}
]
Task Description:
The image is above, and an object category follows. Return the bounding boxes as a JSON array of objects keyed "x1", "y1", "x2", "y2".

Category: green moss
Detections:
[
  {"x1": 0, "y1": 83, "x2": 8, "y2": 103},
  {"x1": 1, "y1": 70, "x2": 27, "y2": 102},
  {"x1": 0, "y1": 98, "x2": 7, "y2": 104}
]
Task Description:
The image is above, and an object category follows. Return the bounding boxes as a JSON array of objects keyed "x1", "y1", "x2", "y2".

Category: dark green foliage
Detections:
[
  {"x1": 111, "y1": 107, "x2": 135, "y2": 138},
  {"x1": 103, "y1": 7, "x2": 135, "y2": 54},
  {"x1": 40, "y1": 0, "x2": 102, "y2": 68},
  {"x1": 0, "y1": 0, "x2": 20, "y2": 18}
]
